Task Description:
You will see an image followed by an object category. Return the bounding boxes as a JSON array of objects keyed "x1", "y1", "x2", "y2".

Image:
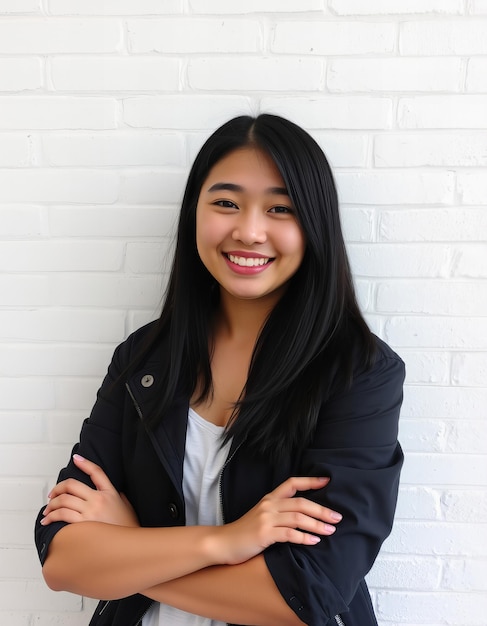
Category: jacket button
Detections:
[
  {"x1": 168, "y1": 503, "x2": 179, "y2": 519},
  {"x1": 141, "y1": 374, "x2": 154, "y2": 388}
]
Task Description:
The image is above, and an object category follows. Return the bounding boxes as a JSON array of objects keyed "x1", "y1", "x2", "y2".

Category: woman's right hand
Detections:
[{"x1": 212, "y1": 476, "x2": 342, "y2": 566}]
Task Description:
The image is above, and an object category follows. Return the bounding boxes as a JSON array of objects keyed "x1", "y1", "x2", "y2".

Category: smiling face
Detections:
[{"x1": 195, "y1": 146, "x2": 306, "y2": 307}]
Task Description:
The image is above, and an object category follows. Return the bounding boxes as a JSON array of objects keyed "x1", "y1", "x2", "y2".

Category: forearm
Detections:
[
  {"x1": 143, "y1": 555, "x2": 306, "y2": 626},
  {"x1": 42, "y1": 522, "x2": 221, "y2": 599}
]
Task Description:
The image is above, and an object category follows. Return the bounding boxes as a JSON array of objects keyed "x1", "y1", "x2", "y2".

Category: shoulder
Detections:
[{"x1": 111, "y1": 320, "x2": 162, "y2": 371}]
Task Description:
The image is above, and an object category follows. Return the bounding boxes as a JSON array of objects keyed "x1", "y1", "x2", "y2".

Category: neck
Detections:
[{"x1": 216, "y1": 290, "x2": 282, "y2": 343}]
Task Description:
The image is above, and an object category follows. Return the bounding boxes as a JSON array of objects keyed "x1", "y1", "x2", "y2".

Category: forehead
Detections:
[{"x1": 201, "y1": 147, "x2": 286, "y2": 191}]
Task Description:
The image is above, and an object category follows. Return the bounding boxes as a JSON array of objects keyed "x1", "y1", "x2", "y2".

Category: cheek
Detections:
[{"x1": 276, "y1": 225, "x2": 306, "y2": 261}]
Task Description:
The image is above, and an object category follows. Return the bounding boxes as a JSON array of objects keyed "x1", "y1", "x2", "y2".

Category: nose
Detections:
[{"x1": 232, "y1": 209, "x2": 267, "y2": 246}]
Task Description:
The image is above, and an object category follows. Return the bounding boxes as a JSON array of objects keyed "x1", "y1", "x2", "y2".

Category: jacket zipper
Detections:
[
  {"x1": 134, "y1": 601, "x2": 155, "y2": 626},
  {"x1": 98, "y1": 600, "x2": 110, "y2": 616},
  {"x1": 335, "y1": 615, "x2": 346, "y2": 626},
  {"x1": 126, "y1": 382, "x2": 144, "y2": 420},
  {"x1": 218, "y1": 441, "x2": 243, "y2": 525}
]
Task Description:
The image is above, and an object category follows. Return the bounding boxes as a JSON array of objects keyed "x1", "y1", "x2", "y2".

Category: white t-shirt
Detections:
[{"x1": 143, "y1": 408, "x2": 231, "y2": 626}]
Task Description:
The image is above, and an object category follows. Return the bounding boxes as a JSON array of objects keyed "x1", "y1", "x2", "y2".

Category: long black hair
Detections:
[{"x1": 133, "y1": 114, "x2": 376, "y2": 461}]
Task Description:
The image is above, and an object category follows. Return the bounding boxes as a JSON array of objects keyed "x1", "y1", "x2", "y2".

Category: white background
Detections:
[{"x1": 0, "y1": 1, "x2": 486, "y2": 624}]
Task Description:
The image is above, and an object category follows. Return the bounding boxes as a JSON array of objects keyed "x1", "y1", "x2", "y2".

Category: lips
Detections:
[{"x1": 227, "y1": 254, "x2": 271, "y2": 267}]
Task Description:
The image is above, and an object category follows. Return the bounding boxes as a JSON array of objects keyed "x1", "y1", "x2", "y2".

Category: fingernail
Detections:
[
  {"x1": 331, "y1": 512, "x2": 343, "y2": 522},
  {"x1": 40, "y1": 517, "x2": 46, "y2": 525},
  {"x1": 324, "y1": 524, "x2": 336, "y2": 534},
  {"x1": 318, "y1": 477, "x2": 330, "y2": 483},
  {"x1": 73, "y1": 454, "x2": 85, "y2": 462},
  {"x1": 310, "y1": 535, "x2": 321, "y2": 544}
]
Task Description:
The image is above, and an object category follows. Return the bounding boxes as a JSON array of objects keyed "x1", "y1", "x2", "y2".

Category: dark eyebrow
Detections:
[{"x1": 207, "y1": 182, "x2": 289, "y2": 196}]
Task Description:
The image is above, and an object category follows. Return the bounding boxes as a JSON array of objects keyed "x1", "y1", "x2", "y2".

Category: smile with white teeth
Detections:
[{"x1": 227, "y1": 254, "x2": 271, "y2": 267}]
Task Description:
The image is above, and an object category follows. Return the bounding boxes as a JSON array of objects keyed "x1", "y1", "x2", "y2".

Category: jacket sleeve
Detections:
[
  {"x1": 34, "y1": 335, "x2": 134, "y2": 566},
  {"x1": 263, "y1": 349, "x2": 405, "y2": 625}
]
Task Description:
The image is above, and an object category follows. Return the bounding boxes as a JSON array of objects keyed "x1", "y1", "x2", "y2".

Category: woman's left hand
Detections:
[{"x1": 41, "y1": 454, "x2": 139, "y2": 528}]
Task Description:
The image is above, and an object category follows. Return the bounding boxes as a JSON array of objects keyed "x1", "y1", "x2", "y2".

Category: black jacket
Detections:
[{"x1": 35, "y1": 322, "x2": 405, "y2": 626}]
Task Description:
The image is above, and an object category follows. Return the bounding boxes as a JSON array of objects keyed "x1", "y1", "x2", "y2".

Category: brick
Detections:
[
  {"x1": 0, "y1": 581, "x2": 81, "y2": 611},
  {"x1": 0, "y1": 413, "x2": 44, "y2": 442},
  {"x1": 340, "y1": 208, "x2": 374, "y2": 242},
  {"x1": 401, "y1": 20, "x2": 487, "y2": 55},
  {"x1": 367, "y1": 556, "x2": 441, "y2": 589},
  {"x1": 0, "y1": 19, "x2": 121, "y2": 54},
  {"x1": 272, "y1": 21, "x2": 395, "y2": 55},
  {"x1": 0, "y1": 170, "x2": 119, "y2": 203},
  {"x1": 402, "y1": 452, "x2": 487, "y2": 487},
  {"x1": 309, "y1": 132, "x2": 368, "y2": 167},
  {"x1": 0, "y1": 310, "x2": 126, "y2": 343},
  {"x1": 443, "y1": 559, "x2": 487, "y2": 591},
  {"x1": 0, "y1": 58, "x2": 42, "y2": 91},
  {"x1": 329, "y1": 0, "x2": 463, "y2": 15},
  {"x1": 348, "y1": 244, "x2": 452, "y2": 278},
  {"x1": 48, "y1": 0, "x2": 181, "y2": 14},
  {"x1": 452, "y1": 353, "x2": 487, "y2": 387},
  {"x1": 189, "y1": 0, "x2": 323, "y2": 11},
  {"x1": 26, "y1": 609, "x2": 99, "y2": 626},
  {"x1": 125, "y1": 242, "x2": 172, "y2": 274},
  {"x1": 384, "y1": 316, "x2": 487, "y2": 349},
  {"x1": 188, "y1": 57, "x2": 323, "y2": 91},
  {"x1": 48, "y1": 206, "x2": 178, "y2": 237},
  {"x1": 0, "y1": 241, "x2": 122, "y2": 272},
  {"x1": 0, "y1": 134, "x2": 34, "y2": 167},
  {"x1": 336, "y1": 171, "x2": 454, "y2": 205},
  {"x1": 0, "y1": 97, "x2": 117, "y2": 130},
  {"x1": 379, "y1": 591, "x2": 487, "y2": 623},
  {"x1": 54, "y1": 378, "x2": 100, "y2": 411},
  {"x1": 472, "y1": 0, "x2": 487, "y2": 13},
  {"x1": 128, "y1": 18, "x2": 261, "y2": 53},
  {"x1": 123, "y1": 95, "x2": 253, "y2": 129},
  {"x1": 0, "y1": 0, "x2": 40, "y2": 12},
  {"x1": 374, "y1": 132, "x2": 487, "y2": 167},
  {"x1": 401, "y1": 351, "x2": 450, "y2": 385},
  {"x1": 399, "y1": 419, "x2": 448, "y2": 453},
  {"x1": 0, "y1": 480, "x2": 45, "y2": 512},
  {"x1": 48, "y1": 412, "x2": 88, "y2": 444},
  {"x1": 452, "y1": 245, "x2": 487, "y2": 278},
  {"x1": 401, "y1": 386, "x2": 487, "y2": 420},
  {"x1": 0, "y1": 547, "x2": 39, "y2": 579},
  {"x1": 354, "y1": 280, "x2": 372, "y2": 312},
  {"x1": 457, "y1": 171, "x2": 487, "y2": 205},
  {"x1": 268, "y1": 97, "x2": 394, "y2": 130},
  {"x1": 0, "y1": 380, "x2": 55, "y2": 411},
  {"x1": 379, "y1": 209, "x2": 487, "y2": 242},
  {"x1": 0, "y1": 344, "x2": 113, "y2": 377},
  {"x1": 0, "y1": 613, "x2": 29, "y2": 626},
  {"x1": 398, "y1": 95, "x2": 487, "y2": 128},
  {"x1": 385, "y1": 521, "x2": 487, "y2": 556},
  {"x1": 50, "y1": 57, "x2": 179, "y2": 92},
  {"x1": 0, "y1": 207, "x2": 43, "y2": 237},
  {"x1": 441, "y1": 490, "x2": 487, "y2": 522},
  {"x1": 0, "y1": 444, "x2": 71, "y2": 477},
  {"x1": 0, "y1": 512, "x2": 42, "y2": 548},
  {"x1": 0, "y1": 276, "x2": 49, "y2": 306},
  {"x1": 128, "y1": 310, "x2": 160, "y2": 334},
  {"x1": 43, "y1": 132, "x2": 185, "y2": 167},
  {"x1": 49, "y1": 274, "x2": 164, "y2": 308},
  {"x1": 328, "y1": 58, "x2": 462, "y2": 93},
  {"x1": 467, "y1": 58, "x2": 487, "y2": 91},
  {"x1": 445, "y1": 420, "x2": 487, "y2": 454},
  {"x1": 395, "y1": 486, "x2": 442, "y2": 521},
  {"x1": 120, "y1": 170, "x2": 188, "y2": 204},
  {"x1": 377, "y1": 281, "x2": 487, "y2": 316}
]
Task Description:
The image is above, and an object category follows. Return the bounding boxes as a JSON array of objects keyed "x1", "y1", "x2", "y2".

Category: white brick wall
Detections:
[{"x1": 0, "y1": 2, "x2": 485, "y2": 625}]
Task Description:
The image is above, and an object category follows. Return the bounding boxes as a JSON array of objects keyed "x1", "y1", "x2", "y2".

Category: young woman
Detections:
[{"x1": 35, "y1": 114, "x2": 405, "y2": 626}]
